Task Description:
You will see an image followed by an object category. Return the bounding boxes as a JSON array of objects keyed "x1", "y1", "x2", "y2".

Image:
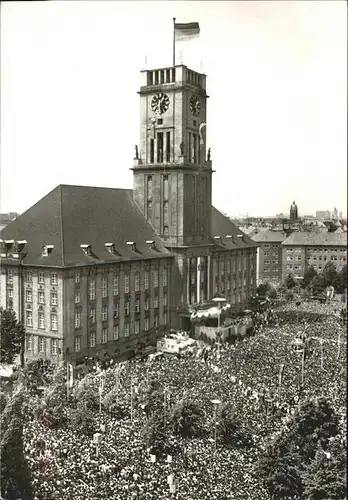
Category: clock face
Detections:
[
  {"x1": 190, "y1": 95, "x2": 201, "y2": 116},
  {"x1": 151, "y1": 93, "x2": 170, "y2": 115}
]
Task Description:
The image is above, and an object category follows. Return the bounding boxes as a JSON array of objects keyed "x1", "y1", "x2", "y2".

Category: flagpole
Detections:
[{"x1": 173, "y1": 18, "x2": 176, "y2": 68}]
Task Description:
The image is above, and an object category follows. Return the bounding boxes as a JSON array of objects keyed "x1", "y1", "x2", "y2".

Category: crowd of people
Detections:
[{"x1": 18, "y1": 299, "x2": 347, "y2": 499}]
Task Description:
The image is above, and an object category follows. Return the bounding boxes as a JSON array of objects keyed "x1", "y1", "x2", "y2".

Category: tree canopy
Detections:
[{"x1": 0, "y1": 308, "x2": 25, "y2": 365}]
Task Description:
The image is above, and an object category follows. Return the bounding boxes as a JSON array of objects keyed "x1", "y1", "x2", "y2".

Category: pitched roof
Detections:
[
  {"x1": 211, "y1": 207, "x2": 257, "y2": 249},
  {"x1": 251, "y1": 230, "x2": 288, "y2": 243},
  {"x1": 282, "y1": 231, "x2": 347, "y2": 247},
  {"x1": 0, "y1": 185, "x2": 172, "y2": 267}
]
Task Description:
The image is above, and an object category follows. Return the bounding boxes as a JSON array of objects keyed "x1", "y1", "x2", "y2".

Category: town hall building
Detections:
[{"x1": 0, "y1": 62, "x2": 257, "y2": 364}]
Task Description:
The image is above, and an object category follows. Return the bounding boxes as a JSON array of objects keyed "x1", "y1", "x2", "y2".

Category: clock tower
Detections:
[{"x1": 132, "y1": 65, "x2": 213, "y2": 248}]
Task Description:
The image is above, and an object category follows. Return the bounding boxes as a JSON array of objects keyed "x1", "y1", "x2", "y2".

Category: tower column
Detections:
[
  {"x1": 186, "y1": 257, "x2": 190, "y2": 305},
  {"x1": 196, "y1": 257, "x2": 201, "y2": 304},
  {"x1": 207, "y1": 255, "x2": 211, "y2": 301}
]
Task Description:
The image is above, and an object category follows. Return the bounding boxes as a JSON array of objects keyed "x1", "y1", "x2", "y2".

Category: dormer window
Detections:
[
  {"x1": 225, "y1": 235, "x2": 232, "y2": 239},
  {"x1": 80, "y1": 244, "x2": 92, "y2": 256},
  {"x1": 126, "y1": 241, "x2": 137, "y2": 253},
  {"x1": 15, "y1": 240, "x2": 27, "y2": 253},
  {"x1": 214, "y1": 236, "x2": 221, "y2": 241},
  {"x1": 42, "y1": 245, "x2": 54, "y2": 257},
  {"x1": 4, "y1": 240, "x2": 14, "y2": 253},
  {"x1": 105, "y1": 242, "x2": 119, "y2": 256},
  {"x1": 146, "y1": 240, "x2": 156, "y2": 251}
]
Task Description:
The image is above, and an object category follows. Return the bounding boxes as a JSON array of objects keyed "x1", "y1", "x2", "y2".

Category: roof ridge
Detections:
[{"x1": 59, "y1": 185, "x2": 65, "y2": 266}]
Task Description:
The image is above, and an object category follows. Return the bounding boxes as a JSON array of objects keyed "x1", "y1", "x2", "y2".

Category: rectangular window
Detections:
[
  {"x1": 191, "y1": 272, "x2": 196, "y2": 285},
  {"x1": 7, "y1": 288, "x2": 13, "y2": 298},
  {"x1": 124, "y1": 301, "x2": 130, "y2": 316},
  {"x1": 75, "y1": 311, "x2": 81, "y2": 328},
  {"x1": 163, "y1": 312, "x2": 167, "y2": 324},
  {"x1": 145, "y1": 297, "x2": 149, "y2": 311},
  {"x1": 51, "y1": 273, "x2": 57, "y2": 285},
  {"x1": 150, "y1": 139, "x2": 155, "y2": 163},
  {"x1": 39, "y1": 337, "x2": 45, "y2": 353},
  {"x1": 114, "y1": 302, "x2": 119, "y2": 319},
  {"x1": 102, "y1": 328, "x2": 108, "y2": 344},
  {"x1": 38, "y1": 272, "x2": 45, "y2": 284},
  {"x1": 51, "y1": 313, "x2": 58, "y2": 331},
  {"x1": 52, "y1": 339, "x2": 58, "y2": 355},
  {"x1": 163, "y1": 201, "x2": 169, "y2": 225},
  {"x1": 124, "y1": 323, "x2": 130, "y2": 337},
  {"x1": 113, "y1": 325, "x2": 119, "y2": 340},
  {"x1": 153, "y1": 270, "x2": 159, "y2": 288},
  {"x1": 75, "y1": 336, "x2": 81, "y2": 352},
  {"x1": 135, "y1": 299, "x2": 140, "y2": 313},
  {"x1": 102, "y1": 306, "x2": 108, "y2": 321},
  {"x1": 124, "y1": 275, "x2": 130, "y2": 294},
  {"x1": 163, "y1": 268, "x2": 168, "y2": 286},
  {"x1": 144, "y1": 271, "x2": 149, "y2": 289},
  {"x1": 144, "y1": 318, "x2": 149, "y2": 331},
  {"x1": 135, "y1": 320, "x2": 140, "y2": 334},
  {"x1": 102, "y1": 277, "x2": 108, "y2": 298},
  {"x1": 38, "y1": 312, "x2": 45, "y2": 329},
  {"x1": 7, "y1": 269, "x2": 13, "y2": 282},
  {"x1": 157, "y1": 132, "x2": 164, "y2": 162},
  {"x1": 113, "y1": 275, "x2": 119, "y2": 295},
  {"x1": 37, "y1": 291, "x2": 44, "y2": 304},
  {"x1": 154, "y1": 315, "x2": 159, "y2": 327},
  {"x1": 90, "y1": 308, "x2": 96, "y2": 323},
  {"x1": 154, "y1": 296, "x2": 159, "y2": 308},
  {"x1": 147, "y1": 175, "x2": 153, "y2": 199},
  {"x1": 135, "y1": 273, "x2": 140, "y2": 292},
  {"x1": 147, "y1": 201, "x2": 153, "y2": 219},
  {"x1": 89, "y1": 332, "x2": 96, "y2": 348},
  {"x1": 163, "y1": 175, "x2": 169, "y2": 200},
  {"x1": 166, "y1": 132, "x2": 170, "y2": 162},
  {"x1": 193, "y1": 133, "x2": 198, "y2": 163},
  {"x1": 74, "y1": 290, "x2": 80, "y2": 304},
  {"x1": 89, "y1": 278, "x2": 96, "y2": 300},
  {"x1": 188, "y1": 132, "x2": 192, "y2": 162},
  {"x1": 50, "y1": 291, "x2": 57, "y2": 306},
  {"x1": 163, "y1": 292, "x2": 167, "y2": 306},
  {"x1": 26, "y1": 335, "x2": 33, "y2": 351},
  {"x1": 26, "y1": 271, "x2": 32, "y2": 283},
  {"x1": 75, "y1": 271, "x2": 80, "y2": 283},
  {"x1": 26, "y1": 290, "x2": 32, "y2": 303},
  {"x1": 26, "y1": 311, "x2": 33, "y2": 327}
]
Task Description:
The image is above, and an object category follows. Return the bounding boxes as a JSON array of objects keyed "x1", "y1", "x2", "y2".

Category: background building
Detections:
[
  {"x1": 251, "y1": 230, "x2": 287, "y2": 284},
  {"x1": 316, "y1": 210, "x2": 331, "y2": 220},
  {"x1": 289, "y1": 201, "x2": 298, "y2": 222},
  {"x1": 281, "y1": 231, "x2": 347, "y2": 280}
]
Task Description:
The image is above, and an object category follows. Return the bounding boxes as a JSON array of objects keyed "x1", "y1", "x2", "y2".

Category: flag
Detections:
[{"x1": 174, "y1": 22, "x2": 200, "y2": 42}]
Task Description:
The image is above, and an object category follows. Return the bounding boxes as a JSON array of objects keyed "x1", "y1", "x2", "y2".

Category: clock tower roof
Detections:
[{"x1": 139, "y1": 65, "x2": 207, "y2": 96}]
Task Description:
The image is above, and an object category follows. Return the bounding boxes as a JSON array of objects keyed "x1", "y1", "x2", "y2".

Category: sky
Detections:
[{"x1": 1, "y1": 0, "x2": 347, "y2": 217}]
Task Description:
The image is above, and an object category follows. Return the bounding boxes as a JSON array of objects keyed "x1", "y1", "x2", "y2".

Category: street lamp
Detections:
[
  {"x1": 212, "y1": 296, "x2": 226, "y2": 357},
  {"x1": 211, "y1": 398, "x2": 221, "y2": 453}
]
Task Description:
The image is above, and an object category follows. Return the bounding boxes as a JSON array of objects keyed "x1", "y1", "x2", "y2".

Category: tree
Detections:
[
  {"x1": 338, "y1": 264, "x2": 347, "y2": 294},
  {"x1": 311, "y1": 274, "x2": 326, "y2": 296},
  {"x1": 142, "y1": 415, "x2": 170, "y2": 457},
  {"x1": 302, "y1": 437, "x2": 347, "y2": 500},
  {"x1": 303, "y1": 266, "x2": 318, "y2": 289},
  {"x1": 73, "y1": 375, "x2": 99, "y2": 411},
  {"x1": 321, "y1": 262, "x2": 340, "y2": 290},
  {"x1": 170, "y1": 399, "x2": 206, "y2": 438},
  {"x1": 0, "y1": 392, "x2": 35, "y2": 500},
  {"x1": 69, "y1": 401, "x2": 96, "y2": 436},
  {"x1": 0, "y1": 308, "x2": 25, "y2": 365},
  {"x1": 285, "y1": 274, "x2": 297, "y2": 289},
  {"x1": 256, "y1": 397, "x2": 340, "y2": 499},
  {"x1": 217, "y1": 403, "x2": 253, "y2": 448}
]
